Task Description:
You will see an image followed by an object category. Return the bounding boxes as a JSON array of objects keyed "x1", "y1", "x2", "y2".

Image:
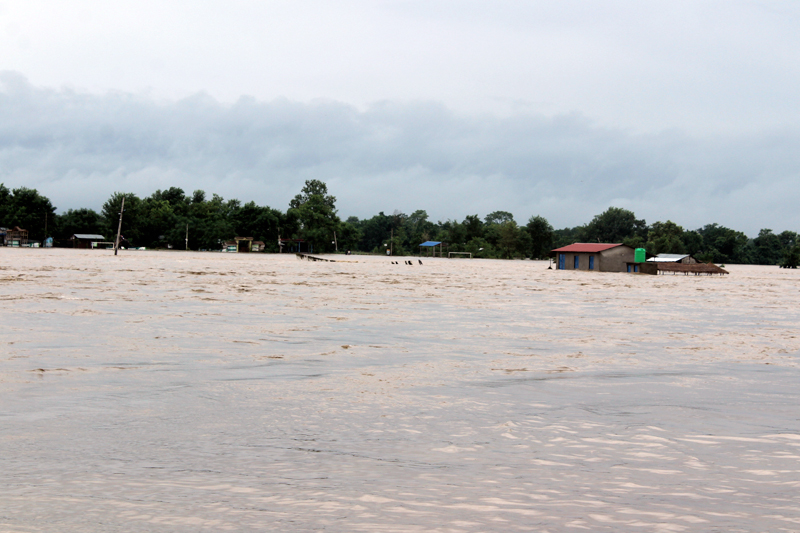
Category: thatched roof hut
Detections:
[{"x1": 656, "y1": 263, "x2": 728, "y2": 276}]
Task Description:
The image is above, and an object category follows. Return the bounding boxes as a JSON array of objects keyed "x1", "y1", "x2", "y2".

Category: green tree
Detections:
[
  {"x1": 463, "y1": 215, "x2": 484, "y2": 242},
  {"x1": 358, "y1": 212, "x2": 393, "y2": 252},
  {"x1": 581, "y1": 207, "x2": 647, "y2": 244},
  {"x1": 138, "y1": 198, "x2": 177, "y2": 247},
  {"x1": 230, "y1": 201, "x2": 284, "y2": 252},
  {"x1": 525, "y1": 215, "x2": 554, "y2": 259},
  {"x1": 55, "y1": 208, "x2": 104, "y2": 243},
  {"x1": 0, "y1": 186, "x2": 58, "y2": 243},
  {"x1": 441, "y1": 219, "x2": 467, "y2": 252},
  {"x1": 101, "y1": 192, "x2": 142, "y2": 246},
  {"x1": 483, "y1": 212, "x2": 515, "y2": 250},
  {"x1": 752, "y1": 229, "x2": 784, "y2": 265},
  {"x1": 696, "y1": 223, "x2": 751, "y2": 264},
  {"x1": 552, "y1": 226, "x2": 583, "y2": 248},
  {"x1": 192, "y1": 190, "x2": 206, "y2": 204},
  {"x1": 497, "y1": 220, "x2": 520, "y2": 259},
  {"x1": 465, "y1": 237, "x2": 494, "y2": 258},
  {"x1": 778, "y1": 231, "x2": 798, "y2": 251},
  {"x1": 646, "y1": 220, "x2": 686, "y2": 255},
  {"x1": 485, "y1": 211, "x2": 514, "y2": 226},
  {"x1": 779, "y1": 244, "x2": 800, "y2": 268},
  {"x1": 0, "y1": 184, "x2": 11, "y2": 224},
  {"x1": 338, "y1": 219, "x2": 362, "y2": 252},
  {"x1": 681, "y1": 230, "x2": 704, "y2": 256},
  {"x1": 183, "y1": 193, "x2": 236, "y2": 250},
  {"x1": 405, "y1": 210, "x2": 437, "y2": 249},
  {"x1": 288, "y1": 180, "x2": 341, "y2": 253}
]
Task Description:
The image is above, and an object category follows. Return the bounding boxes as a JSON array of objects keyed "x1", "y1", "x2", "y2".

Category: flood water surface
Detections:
[{"x1": 2, "y1": 249, "x2": 800, "y2": 531}]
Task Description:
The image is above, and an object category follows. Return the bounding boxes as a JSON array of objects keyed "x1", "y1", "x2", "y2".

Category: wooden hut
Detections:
[
  {"x1": 654, "y1": 263, "x2": 728, "y2": 276},
  {"x1": 4, "y1": 226, "x2": 28, "y2": 247}
]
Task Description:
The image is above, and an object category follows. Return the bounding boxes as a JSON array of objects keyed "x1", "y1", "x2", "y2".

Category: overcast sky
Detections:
[{"x1": 2, "y1": 0, "x2": 799, "y2": 234}]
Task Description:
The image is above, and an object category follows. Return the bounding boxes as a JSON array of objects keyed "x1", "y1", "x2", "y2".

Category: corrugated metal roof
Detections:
[
  {"x1": 647, "y1": 253, "x2": 690, "y2": 262},
  {"x1": 72, "y1": 234, "x2": 106, "y2": 240},
  {"x1": 419, "y1": 241, "x2": 442, "y2": 247},
  {"x1": 550, "y1": 243, "x2": 624, "y2": 253}
]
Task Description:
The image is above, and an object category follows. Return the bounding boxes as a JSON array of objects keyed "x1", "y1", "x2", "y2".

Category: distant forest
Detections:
[{"x1": 1, "y1": 180, "x2": 798, "y2": 266}]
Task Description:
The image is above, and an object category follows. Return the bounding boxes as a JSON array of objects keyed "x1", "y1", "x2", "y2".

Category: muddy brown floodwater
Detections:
[{"x1": 2, "y1": 248, "x2": 800, "y2": 532}]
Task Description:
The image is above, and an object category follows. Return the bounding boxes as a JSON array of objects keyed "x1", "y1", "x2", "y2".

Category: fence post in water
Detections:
[{"x1": 114, "y1": 197, "x2": 125, "y2": 256}]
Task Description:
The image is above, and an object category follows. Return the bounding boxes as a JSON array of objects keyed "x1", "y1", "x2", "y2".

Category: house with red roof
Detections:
[{"x1": 549, "y1": 243, "x2": 641, "y2": 272}]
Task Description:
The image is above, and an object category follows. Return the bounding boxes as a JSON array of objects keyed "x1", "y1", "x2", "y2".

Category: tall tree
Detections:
[
  {"x1": 357, "y1": 212, "x2": 393, "y2": 252},
  {"x1": 101, "y1": 192, "x2": 142, "y2": 246},
  {"x1": 525, "y1": 215, "x2": 554, "y2": 259},
  {"x1": 779, "y1": 244, "x2": 800, "y2": 268},
  {"x1": 497, "y1": 220, "x2": 520, "y2": 259},
  {"x1": 646, "y1": 220, "x2": 686, "y2": 255},
  {"x1": 752, "y1": 229, "x2": 784, "y2": 265},
  {"x1": 581, "y1": 207, "x2": 647, "y2": 244},
  {"x1": 0, "y1": 186, "x2": 57, "y2": 243},
  {"x1": 485, "y1": 211, "x2": 514, "y2": 226},
  {"x1": 463, "y1": 214, "x2": 484, "y2": 242},
  {"x1": 681, "y1": 230, "x2": 704, "y2": 256},
  {"x1": 231, "y1": 201, "x2": 286, "y2": 252},
  {"x1": 288, "y1": 180, "x2": 341, "y2": 253},
  {"x1": 778, "y1": 231, "x2": 797, "y2": 251},
  {"x1": 696, "y1": 223, "x2": 751, "y2": 264}
]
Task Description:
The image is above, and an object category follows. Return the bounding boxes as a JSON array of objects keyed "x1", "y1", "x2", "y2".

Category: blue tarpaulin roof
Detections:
[{"x1": 419, "y1": 241, "x2": 442, "y2": 247}]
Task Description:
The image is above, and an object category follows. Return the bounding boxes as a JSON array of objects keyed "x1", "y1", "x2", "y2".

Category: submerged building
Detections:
[
  {"x1": 550, "y1": 243, "x2": 637, "y2": 272},
  {"x1": 550, "y1": 244, "x2": 728, "y2": 276}
]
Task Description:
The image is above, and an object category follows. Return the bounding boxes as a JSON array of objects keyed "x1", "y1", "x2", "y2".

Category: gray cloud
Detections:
[
  {"x1": 4, "y1": 2, "x2": 800, "y2": 135},
  {"x1": 2, "y1": 71, "x2": 799, "y2": 235}
]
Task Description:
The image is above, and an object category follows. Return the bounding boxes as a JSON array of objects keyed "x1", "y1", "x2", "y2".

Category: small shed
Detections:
[
  {"x1": 71, "y1": 234, "x2": 107, "y2": 249},
  {"x1": 251, "y1": 241, "x2": 265, "y2": 252},
  {"x1": 419, "y1": 241, "x2": 444, "y2": 257}
]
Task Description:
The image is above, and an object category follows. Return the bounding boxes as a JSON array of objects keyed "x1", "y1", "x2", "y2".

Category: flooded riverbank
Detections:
[{"x1": 2, "y1": 249, "x2": 799, "y2": 531}]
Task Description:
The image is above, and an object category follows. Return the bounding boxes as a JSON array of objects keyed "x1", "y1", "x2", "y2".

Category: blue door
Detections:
[
  {"x1": 574, "y1": 255, "x2": 579, "y2": 269},
  {"x1": 558, "y1": 254, "x2": 565, "y2": 270},
  {"x1": 589, "y1": 256, "x2": 595, "y2": 270},
  {"x1": 627, "y1": 264, "x2": 632, "y2": 272}
]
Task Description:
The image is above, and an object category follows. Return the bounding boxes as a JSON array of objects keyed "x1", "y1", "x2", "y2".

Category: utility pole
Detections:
[
  {"x1": 185, "y1": 223, "x2": 189, "y2": 250},
  {"x1": 390, "y1": 228, "x2": 393, "y2": 256},
  {"x1": 114, "y1": 197, "x2": 125, "y2": 256},
  {"x1": 333, "y1": 231, "x2": 338, "y2": 252}
]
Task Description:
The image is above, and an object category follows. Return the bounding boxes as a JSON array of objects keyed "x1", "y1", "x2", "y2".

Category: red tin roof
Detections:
[{"x1": 551, "y1": 243, "x2": 625, "y2": 253}]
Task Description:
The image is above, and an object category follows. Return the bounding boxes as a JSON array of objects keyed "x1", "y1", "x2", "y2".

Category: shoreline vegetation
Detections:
[{"x1": 1, "y1": 180, "x2": 798, "y2": 266}]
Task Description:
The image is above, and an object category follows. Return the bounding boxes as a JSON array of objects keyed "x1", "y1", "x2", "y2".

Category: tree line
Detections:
[{"x1": 1, "y1": 181, "x2": 798, "y2": 266}]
